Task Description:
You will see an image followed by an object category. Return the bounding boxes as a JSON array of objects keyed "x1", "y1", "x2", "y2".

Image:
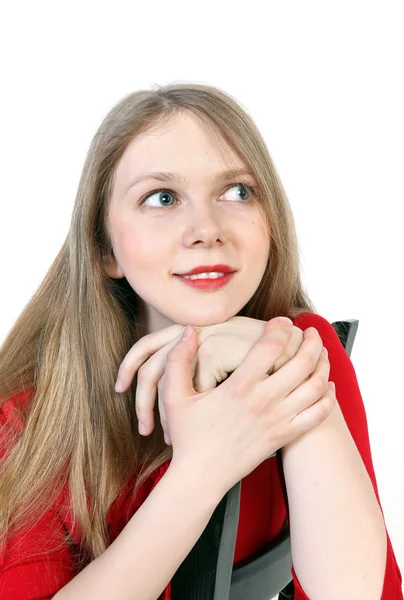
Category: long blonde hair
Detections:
[{"x1": 0, "y1": 82, "x2": 318, "y2": 570}]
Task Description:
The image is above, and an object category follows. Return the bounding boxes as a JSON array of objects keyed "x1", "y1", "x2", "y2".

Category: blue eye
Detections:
[{"x1": 139, "y1": 182, "x2": 258, "y2": 208}]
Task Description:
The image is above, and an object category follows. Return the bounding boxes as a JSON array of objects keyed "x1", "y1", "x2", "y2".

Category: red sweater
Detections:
[{"x1": 0, "y1": 313, "x2": 402, "y2": 599}]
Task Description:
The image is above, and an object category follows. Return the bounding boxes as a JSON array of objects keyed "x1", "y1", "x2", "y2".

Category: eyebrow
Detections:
[{"x1": 123, "y1": 168, "x2": 255, "y2": 197}]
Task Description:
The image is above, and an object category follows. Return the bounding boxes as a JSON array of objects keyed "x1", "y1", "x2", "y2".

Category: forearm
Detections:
[
  {"x1": 54, "y1": 464, "x2": 221, "y2": 600},
  {"x1": 281, "y1": 402, "x2": 387, "y2": 600}
]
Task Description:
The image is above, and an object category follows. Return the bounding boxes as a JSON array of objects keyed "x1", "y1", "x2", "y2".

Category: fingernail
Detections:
[
  {"x1": 277, "y1": 316, "x2": 293, "y2": 326},
  {"x1": 138, "y1": 422, "x2": 147, "y2": 435},
  {"x1": 181, "y1": 325, "x2": 192, "y2": 341},
  {"x1": 115, "y1": 378, "x2": 124, "y2": 392},
  {"x1": 329, "y1": 381, "x2": 335, "y2": 392},
  {"x1": 164, "y1": 432, "x2": 171, "y2": 445}
]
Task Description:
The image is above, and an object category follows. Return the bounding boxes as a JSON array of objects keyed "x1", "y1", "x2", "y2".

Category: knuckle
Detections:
[
  {"x1": 299, "y1": 348, "x2": 317, "y2": 372},
  {"x1": 162, "y1": 396, "x2": 172, "y2": 408},
  {"x1": 265, "y1": 402, "x2": 283, "y2": 425},
  {"x1": 166, "y1": 347, "x2": 182, "y2": 362},
  {"x1": 163, "y1": 392, "x2": 176, "y2": 408},
  {"x1": 310, "y1": 374, "x2": 327, "y2": 395},
  {"x1": 159, "y1": 383, "x2": 172, "y2": 406},
  {"x1": 136, "y1": 389, "x2": 153, "y2": 410},
  {"x1": 251, "y1": 387, "x2": 278, "y2": 417},
  {"x1": 136, "y1": 410, "x2": 148, "y2": 423},
  {"x1": 317, "y1": 395, "x2": 335, "y2": 420},
  {"x1": 292, "y1": 328, "x2": 304, "y2": 349},
  {"x1": 137, "y1": 365, "x2": 149, "y2": 382},
  {"x1": 326, "y1": 392, "x2": 337, "y2": 411},
  {"x1": 136, "y1": 404, "x2": 152, "y2": 420},
  {"x1": 166, "y1": 349, "x2": 180, "y2": 363},
  {"x1": 250, "y1": 393, "x2": 268, "y2": 416},
  {"x1": 316, "y1": 400, "x2": 331, "y2": 422},
  {"x1": 227, "y1": 375, "x2": 247, "y2": 400},
  {"x1": 262, "y1": 334, "x2": 286, "y2": 354}
]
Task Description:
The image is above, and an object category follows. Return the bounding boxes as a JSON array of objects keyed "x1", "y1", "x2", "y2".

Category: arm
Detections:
[
  {"x1": 282, "y1": 402, "x2": 387, "y2": 599},
  {"x1": 282, "y1": 313, "x2": 402, "y2": 600},
  {"x1": 54, "y1": 463, "x2": 221, "y2": 600}
]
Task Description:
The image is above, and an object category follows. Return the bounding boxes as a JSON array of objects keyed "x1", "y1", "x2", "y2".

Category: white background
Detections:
[{"x1": 1, "y1": 0, "x2": 403, "y2": 592}]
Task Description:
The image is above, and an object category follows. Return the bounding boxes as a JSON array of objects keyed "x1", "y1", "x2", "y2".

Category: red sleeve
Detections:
[
  {"x1": 0, "y1": 390, "x2": 173, "y2": 600},
  {"x1": 289, "y1": 313, "x2": 403, "y2": 599},
  {"x1": 0, "y1": 392, "x2": 79, "y2": 599},
  {"x1": 0, "y1": 507, "x2": 79, "y2": 599}
]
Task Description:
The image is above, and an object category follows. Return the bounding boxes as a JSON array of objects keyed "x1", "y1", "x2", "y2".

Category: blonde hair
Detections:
[{"x1": 0, "y1": 82, "x2": 318, "y2": 570}]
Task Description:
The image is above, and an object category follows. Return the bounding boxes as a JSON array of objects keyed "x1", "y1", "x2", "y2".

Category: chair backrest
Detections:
[{"x1": 171, "y1": 319, "x2": 359, "y2": 600}]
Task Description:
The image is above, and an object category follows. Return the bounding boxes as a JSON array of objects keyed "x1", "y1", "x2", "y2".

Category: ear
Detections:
[{"x1": 102, "y1": 253, "x2": 125, "y2": 279}]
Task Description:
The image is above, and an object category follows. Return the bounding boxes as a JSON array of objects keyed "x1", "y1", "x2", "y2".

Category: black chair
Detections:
[{"x1": 171, "y1": 319, "x2": 359, "y2": 600}]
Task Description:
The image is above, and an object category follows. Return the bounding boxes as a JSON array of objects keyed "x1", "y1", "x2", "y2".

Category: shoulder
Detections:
[
  {"x1": 291, "y1": 311, "x2": 334, "y2": 332},
  {"x1": 292, "y1": 312, "x2": 366, "y2": 429},
  {"x1": 290, "y1": 312, "x2": 357, "y2": 390},
  {"x1": 291, "y1": 312, "x2": 346, "y2": 353}
]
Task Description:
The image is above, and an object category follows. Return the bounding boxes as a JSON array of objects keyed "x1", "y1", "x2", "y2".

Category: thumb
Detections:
[{"x1": 163, "y1": 326, "x2": 197, "y2": 400}]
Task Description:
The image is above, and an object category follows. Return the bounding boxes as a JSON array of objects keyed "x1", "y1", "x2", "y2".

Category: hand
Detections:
[
  {"x1": 114, "y1": 317, "x2": 304, "y2": 443},
  {"x1": 191, "y1": 317, "x2": 304, "y2": 392},
  {"x1": 162, "y1": 320, "x2": 336, "y2": 499},
  {"x1": 114, "y1": 323, "x2": 199, "y2": 441}
]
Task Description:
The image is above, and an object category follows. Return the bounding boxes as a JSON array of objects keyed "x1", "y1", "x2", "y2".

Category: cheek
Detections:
[
  {"x1": 119, "y1": 229, "x2": 166, "y2": 272},
  {"x1": 248, "y1": 217, "x2": 270, "y2": 256}
]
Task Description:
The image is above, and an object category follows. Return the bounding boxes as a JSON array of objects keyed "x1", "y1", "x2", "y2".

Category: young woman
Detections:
[{"x1": 0, "y1": 83, "x2": 402, "y2": 599}]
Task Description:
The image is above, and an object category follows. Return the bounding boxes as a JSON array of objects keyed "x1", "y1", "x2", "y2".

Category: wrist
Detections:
[{"x1": 167, "y1": 459, "x2": 226, "y2": 507}]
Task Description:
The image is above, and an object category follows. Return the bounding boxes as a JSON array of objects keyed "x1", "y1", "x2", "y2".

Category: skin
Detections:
[
  {"x1": 102, "y1": 109, "x2": 270, "y2": 334},
  {"x1": 114, "y1": 318, "x2": 313, "y2": 442}
]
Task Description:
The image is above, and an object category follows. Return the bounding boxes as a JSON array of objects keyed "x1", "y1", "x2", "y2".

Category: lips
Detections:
[
  {"x1": 175, "y1": 264, "x2": 235, "y2": 277},
  {"x1": 174, "y1": 271, "x2": 235, "y2": 290}
]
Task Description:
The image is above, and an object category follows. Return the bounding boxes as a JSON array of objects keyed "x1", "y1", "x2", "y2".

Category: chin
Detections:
[{"x1": 172, "y1": 308, "x2": 240, "y2": 328}]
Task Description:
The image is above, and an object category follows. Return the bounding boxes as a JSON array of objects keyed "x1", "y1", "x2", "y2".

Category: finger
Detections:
[
  {"x1": 135, "y1": 386, "x2": 155, "y2": 436},
  {"x1": 260, "y1": 327, "x2": 324, "y2": 400},
  {"x1": 229, "y1": 318, "x2": 295, "y2": 390},
  {"x1": 193, "y1": 359, "x2": 222, "y2": 392},
  {"x1": 291, "y1": 377, "x2": 336, "y2": 434},
  {"x1": 135, "y1": 343, "x2": 173, "y2": 434},
  {"x1": 157, "y1": 378, "x2": 171, "y2": 444},
  {"x1": 274, "y1": 326, "x2": 304, "y2": 371},
  {"x1": 116, "y1": 324, "x2": 185, "y2": 391},
  {"x1": 163, "y1": 326, "x2": 199, "y2": 405},
  {"x1": 285, "y1": 343, "x2": 331, "y2": 416},
  {"x1": 267, "y1": 326, "x2": 304, "y2": 376},
  {"x1": 158, "y1": 376, "x2": 168, "y2": 430}
]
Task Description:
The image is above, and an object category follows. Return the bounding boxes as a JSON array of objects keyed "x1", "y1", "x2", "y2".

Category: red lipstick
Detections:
[
  {"x1": 173, "y1": 264, "x2": 237, "y2": 291},
  {"x1": 175, "y1": 264, "x2": 235, "y2": 276}
]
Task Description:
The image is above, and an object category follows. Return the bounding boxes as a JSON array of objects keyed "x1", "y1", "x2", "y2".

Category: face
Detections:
[{"x1": 104, "y1": 110, "x2": 270, "y2": 334}]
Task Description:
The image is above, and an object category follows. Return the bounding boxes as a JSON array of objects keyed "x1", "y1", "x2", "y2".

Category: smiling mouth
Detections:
[{"x1": 173, "y1": 272, "x2": 235, "y2": 290}]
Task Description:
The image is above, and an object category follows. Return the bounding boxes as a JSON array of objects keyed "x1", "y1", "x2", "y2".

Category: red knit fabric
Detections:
[{"x1": 0, "y1": 313, "x2": 402, "y2": 599}]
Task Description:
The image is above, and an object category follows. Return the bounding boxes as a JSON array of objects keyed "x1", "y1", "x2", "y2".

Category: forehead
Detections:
[{"x1": 113, "y1": 111, "x2": 245, "y2": 191}]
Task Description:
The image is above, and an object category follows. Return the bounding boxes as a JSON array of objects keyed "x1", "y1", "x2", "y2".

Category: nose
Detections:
[{"x1": 181, "y1": 202, "x2": 227, "y2": 248}]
